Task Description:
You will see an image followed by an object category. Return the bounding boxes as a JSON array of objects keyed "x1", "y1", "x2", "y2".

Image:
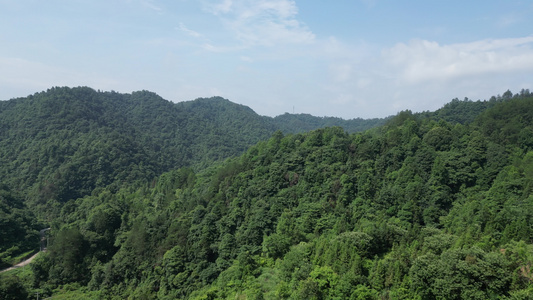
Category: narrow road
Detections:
[
  {"x1": 0, "y1": 252, "x2": 40, "y2": 273},
  {"x1": 0, "y1": 228, "x2": 50, "y2": 273}
]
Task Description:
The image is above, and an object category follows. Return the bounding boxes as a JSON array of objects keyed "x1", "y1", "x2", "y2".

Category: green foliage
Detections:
[
  {"x1": 272, "y1": 113, "x2": 389, "y2": 134},
  {"x1": 0, "y1": 185, "x2": 40, "y2": 266},
  {"x1": 410, "y1": 247, "x2": 512, "y2": 299},
  {"x1": 47, "y1": 228, "x2": 89, "y2": 284},
  {"x1": 0, "y1": 87, "x2": 278, "y2": 220},
  {"x1": 0, "y1": 274, "x2": 28, "y2": 300},
  {"x1": 421, "y1": 96, "x2": 503, "y2": 124},
  {"x1": 0, "y1": 87, "x2": 390, "y2": 225},
  {"x1": 475, "y1": 93, "x2": 533, "y2": 148},
  {"x1": 3, "y1": 88, "x2": 533, "y2": 298}
]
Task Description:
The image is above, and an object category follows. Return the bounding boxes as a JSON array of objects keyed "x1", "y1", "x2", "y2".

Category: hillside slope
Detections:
[
  {"x1": 0, "y1": 87, "x2": 400, "y2": 216},
  {"x1": 0, "y1": 87, "x2": 505, "y2": 214},
  {"x1": 0, "y1": 86, "x2": 521, "y2": 280},
  {"x1": 271, "y1": 113, "x2": 388, "y2": 134},
  {"x1": 15, "y1": 92, "x2": 533, "y2": 299},
  {"x1": 0, "y1": 87, "x2": 277, "y2": 214}
]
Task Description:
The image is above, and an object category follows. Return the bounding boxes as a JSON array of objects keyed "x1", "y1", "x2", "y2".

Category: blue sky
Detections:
[{"x1": 1, "y1": 0, "x2": 532, "y2": 118}]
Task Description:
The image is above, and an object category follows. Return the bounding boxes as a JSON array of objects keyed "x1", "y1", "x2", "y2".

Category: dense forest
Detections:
[
  {"x1": 0, "y1": 87, "x2": 391, "y2": 219},
  {"x1": 0, "y1": 87, "x2": 278, "y2": 218},
  {"x1": 272, "y1": 113, "x2": 388, "y2": 134},
  {"x1": 1, "y1": 87, "x2": 533, "y2": 299}
]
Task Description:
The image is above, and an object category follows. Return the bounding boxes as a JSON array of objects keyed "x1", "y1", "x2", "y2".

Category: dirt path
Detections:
[
  {"x1": 1, "y1": 228, "x2": 50, "y2": 274},
  {"x1": 0, "y1": 252, "x2": 40, "y2": 273}
]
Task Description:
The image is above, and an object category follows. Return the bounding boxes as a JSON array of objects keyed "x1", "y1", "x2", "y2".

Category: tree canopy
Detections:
[{"x1": 1, "y1": 87, "x2": 532, "y2": 299}]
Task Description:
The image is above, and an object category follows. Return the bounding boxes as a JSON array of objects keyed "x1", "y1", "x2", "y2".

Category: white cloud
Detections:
[
  {"x1": 140, "y1": 0, "x2": 163, "y2": 12},
  {"x1": 329, "y1": 64, "x2": 352, "y2": 82},
  {"x1": 382, "y1": 36, "x2": 533, "y2": 85},
  {"x1": 201, "y1": 42, "x2": 245, "y2": 53},
  {"x1": 203, "y1": 0, "x2": 315, "y2": 47},
  {"x1": 177, "y1": 22, "x2": 202, "y2": 38},
  {"x1": 207, "y1": 0, "x2": 233, "y2": 15},
  {"x1": 308, "y1": 35, "x2": 533, "y2": 118}
]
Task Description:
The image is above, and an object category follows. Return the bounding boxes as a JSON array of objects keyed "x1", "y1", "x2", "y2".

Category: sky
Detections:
[{"x1": 1, "y1": 0, "x2": 532, "y2": 119}]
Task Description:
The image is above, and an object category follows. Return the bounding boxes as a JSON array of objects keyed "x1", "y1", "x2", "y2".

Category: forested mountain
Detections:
[
  {"x1": 2, "y1": 89, "x2": 532, "y2": 299},
  {"x1": 272, "y1": 90, "x2": 514, "y2": 135},
  {"x1": 0, "y1": 86, "x2": 507, "y2": 219},
  {"x1": 418, "y1": 90, "x2": 517, "y2": 124},
  {"x1": 0, "y1": 87, "x2": 278, "y2": 272},
  {"x1": 1, "y1": 86, "x2": 532, "y2": 299},
  {"x1": 0, "y1": 87, "x2": 278, "y2": 216},
  {"x1": 0, "y1": 86, "x2": 389, "y2": 276},
  {"x1": 272, "y1": 113, "x2": 388, "y2": 134},
  {"x1": 0, "y1": 87, "x2": 395, "y2": 212},
  {"x1": 0, "y1": 185, "x2": 40, "y2": 270}
]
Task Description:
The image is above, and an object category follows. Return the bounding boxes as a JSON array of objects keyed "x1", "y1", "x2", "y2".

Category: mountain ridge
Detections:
[
  {"x1": 0, "y1": 86, "x2": 517, "y2": 215},
  {"x1": 1, "y1": 86, "x2": 533, "y2": 299}
]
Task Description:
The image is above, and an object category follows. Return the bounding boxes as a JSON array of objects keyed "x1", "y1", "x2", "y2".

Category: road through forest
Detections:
[
  {"x1": 0, "y1": 228, "x2": 50, "y2": 273},
  {"x1": 0, "y1": 252, "x2": 40, "y2": 273}
]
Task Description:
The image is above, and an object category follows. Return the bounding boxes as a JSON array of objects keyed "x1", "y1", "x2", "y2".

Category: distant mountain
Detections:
[
  {"x1": 417, "y1": 94, "x2": 508, "y2": 124},
  {"x1": 0, "y1": 86, "x2": 518, "y2": 218},
  {"x1": 2, "y1": 86, "x2": 532, "y2": 299},
  {"x1": 0, "y1": 87, "x2": 276, "y2": 217},
  {"x1": 271, "y1": 113, "x2": 389, "y2": 134},
  {"x1": 269, "y1": 92, "x2": 512, "y2": 134},
  {"x1": 15, "y1": 91, "x2": 533, "y2": 299}
]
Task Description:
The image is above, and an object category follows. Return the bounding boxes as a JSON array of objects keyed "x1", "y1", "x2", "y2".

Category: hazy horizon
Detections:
[{"x1": 1, "y1": 0, "x2": 532, "y2": 118}]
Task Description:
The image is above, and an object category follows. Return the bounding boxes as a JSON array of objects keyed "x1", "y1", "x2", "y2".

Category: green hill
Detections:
[
  {"x1": 4, "y1": 90, "x2": 531, "y2": 299},
  {"x1": 271, "y1": 113, "x2": 389, "y2": 134},
  {"x1": 0, "y1": 86, "x2": 388, "y2": 272},
  {"x1": 0, "y1": 86, "x2": 393, "y2": 220},
  {"x1": 0, "y1": 87, "x2": 277, "y2": 215},
  {"x1": 1, "y1": 87, "x2": 532, "y2": 299}
]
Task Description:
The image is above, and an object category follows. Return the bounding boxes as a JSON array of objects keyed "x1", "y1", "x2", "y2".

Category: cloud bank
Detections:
[
  {"x1": 203, "y1": 0, "x2": 315, "y2": 47},
  {"x1": 383, "y1": 36, "x2": 533, "y2": 85},
  {"x1": 315, "y1": 35, "x2": 533, "y2": 117}
]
